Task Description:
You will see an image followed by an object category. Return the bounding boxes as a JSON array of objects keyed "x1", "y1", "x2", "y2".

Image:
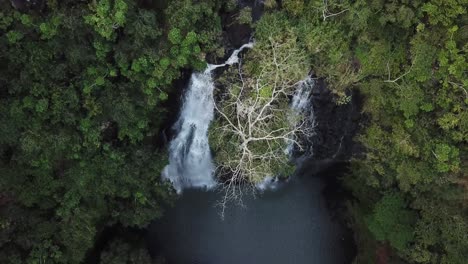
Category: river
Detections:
[{"x1": 147, "y1": 174, "x2": 352, "y2": 264}]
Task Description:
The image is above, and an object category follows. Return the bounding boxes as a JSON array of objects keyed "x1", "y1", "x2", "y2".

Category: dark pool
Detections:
[{"x1": 148, "y1": 175, "x2": 352, "y2": 264}]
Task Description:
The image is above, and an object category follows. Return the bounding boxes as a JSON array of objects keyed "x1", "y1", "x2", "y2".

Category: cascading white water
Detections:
[
  {"x1": 163, "y1": 43, "x2": 254, "y2": 193},
  {"x1": 257, "y1": 77, "x2": 316, "y2": 191},
  {"x1": 291, "y1": 77, "x2": 316, "y2": 115},
  {"x1": 206, "y1": 42, "x2": 254, "y2": 72},
  {"x1": 162, "y1": 72, "x2": 217, "y2": 193},
  {"x1": 285, "y1": 76, "x2": 316, "y2": 156}
]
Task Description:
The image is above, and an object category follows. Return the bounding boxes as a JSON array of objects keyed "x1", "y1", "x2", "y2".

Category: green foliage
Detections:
[
  {"x1": 224, "y1": 0, "x2": 238, "y2": 12},
  {"x1": 84, "y1": 0, "x2": 128, "y2": 40},
  {"x1": 168, "y1": 28, "x2": 182, "y2": 44},
  {"x1": 6, "y1": 30, "x2": 23, "y2": 43},
  {"x1": 39, "y1": 15, "x2": 61, "y2": 40},
  {"x1": 412, "y1": 197, "x2": 468, "y2": 264},
  {"x1": 366, "y1": 193, "x2": 416, "y2": 251},
  {"x1": 283, "y1": 0, "x2": 304, "y2": 16},
  {"x1": 263, "y1": 0, "x2": 278, "y2": 10},
  {"x1": 210, "y1": 24, "x2": 309, "y2": 184},
  {"x1": 0, "y1": 0, "x2": 223, "y2": 263},
  {"x1": 433, "y1": 143, "x2": 460, "y2": 173},
  {"x1": 237, "y1": 7, "x2": 252, "y2": 25},
  {"x1": 338, "y1": 0, "x2": 466, "y2": 262},
  {"x1": 164, "y1": 0, "x2": 222, "y2": 55},
  {"x1": 421, "y1": 0, "x2": 467, "y2": 26},
  {"x1": 99, "y1": 237, "x2": 154, "y2": 264},
  {"x1": 258, "y1": 0, "x2": 467, "y2": 262},
  {"x1": 1, "y1": 0, "x2": 466, "y2": 263}
]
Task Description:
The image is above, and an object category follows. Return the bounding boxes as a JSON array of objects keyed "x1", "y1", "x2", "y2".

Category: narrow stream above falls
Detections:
[
  {"x1": 162, "y1": 43, "x2": 254, "y2": 193},
  {"x1": 147, "y1": 174, "x2": 352, "y2": 264}
]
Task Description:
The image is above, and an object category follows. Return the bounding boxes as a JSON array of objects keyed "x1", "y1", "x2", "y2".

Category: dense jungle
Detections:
[{"x1": 0, "y1": 0, "x2": 466, "y2": 263}]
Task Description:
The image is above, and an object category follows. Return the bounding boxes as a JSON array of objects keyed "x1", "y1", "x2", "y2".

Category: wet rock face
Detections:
[
  {"x1": 206, "y1": 0, "x2": 265, "y2": 64},
  {"x1": 309, "y1": 79, "x2": 363, "y2": 162},
  {"x1": 297, "y1": 79, "x2": 363, "y2": 177},
  {"x1": 224, "y1": 23, "x2": 252, "y2": 50},
  {"x1": 205, "y1": 12, "x2": 252, "y2": 65},
  {"x1": 205, "y1": 0, "x2": 361, "y2": 165}
]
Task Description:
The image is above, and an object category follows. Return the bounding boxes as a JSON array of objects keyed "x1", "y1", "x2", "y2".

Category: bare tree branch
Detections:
[
  {"x1": 322, "y1": 0, "x2": 349, "y2": 21},
  {"x1": 211, "y1": 37, "x2": 313, "y2": 218}
]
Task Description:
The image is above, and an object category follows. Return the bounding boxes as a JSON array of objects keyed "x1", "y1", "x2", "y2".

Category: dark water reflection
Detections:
[{"x1": 148, "y1": 176, "x2": 351, "y2": 264}]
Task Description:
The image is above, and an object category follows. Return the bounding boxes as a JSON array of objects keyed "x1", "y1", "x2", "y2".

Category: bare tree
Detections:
[
  {"x1": 210, "y1": 36, "x2": 313, "y2": 217},
  {"x1": 384, "y1": 61, "x2": 414, "y2": 86},
  {"x1": 321, "y1": 0, "x2": 349, "y2": 21}
]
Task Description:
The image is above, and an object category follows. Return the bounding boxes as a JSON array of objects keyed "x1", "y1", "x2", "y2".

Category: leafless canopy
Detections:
[{"x1": 211, "y1": 36, "x2": 314, "y2": 217}]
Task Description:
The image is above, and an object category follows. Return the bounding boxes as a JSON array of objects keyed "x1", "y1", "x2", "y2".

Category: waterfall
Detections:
[
  {"x1": 163, "y1": 43, "x2": 254, "y2": 193},
  {"x1": 285, "y1": 76, "x2": 316, "y2": 156},
  {"x1": 205, "y1": 42, "x2": 254, "y2": 72},
  {"x1": 291, "y1": 77, "x2": 315, "y2": 115},
  {"x1": 256, "y1": 77, "x2": 316, "y2": 191}
]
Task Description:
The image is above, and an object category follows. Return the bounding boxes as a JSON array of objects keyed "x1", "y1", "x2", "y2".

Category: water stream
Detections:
[
  {"x1": 257, "y1": 77, "x2": 317, "y2": 191},
  {"x1": 162, "y1": 43, "x2": 253, "y2": 193},
  {"x1": 156, "y1": 44, "x2": 351, "y2": 263},
  {"x1": 285, "y1": 76, "x2": 316, "y2": 156}
]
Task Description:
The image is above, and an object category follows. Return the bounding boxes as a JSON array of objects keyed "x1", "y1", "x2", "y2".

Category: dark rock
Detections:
[
  {"x1": 153, "y1": 69, "x2": 192, "y2": 149},
  {"x1": 10, "y1": 0, "x2": 44, "y2": 11},
  {"x1": 309, "y1": 81, "x2": 363, "y2": 163},
  {"x1": 206, "y1": 0, "x2": 265, "y2": 64},
  {"x1": 225, "y1": 23, "x2": 252, "y2": 49},
  {"x1": 10, "y1": 0, "x2": 27, "y2": 10},
  {"x1": 295, "y1": 85, "x2": 362, "y2": 259}
]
